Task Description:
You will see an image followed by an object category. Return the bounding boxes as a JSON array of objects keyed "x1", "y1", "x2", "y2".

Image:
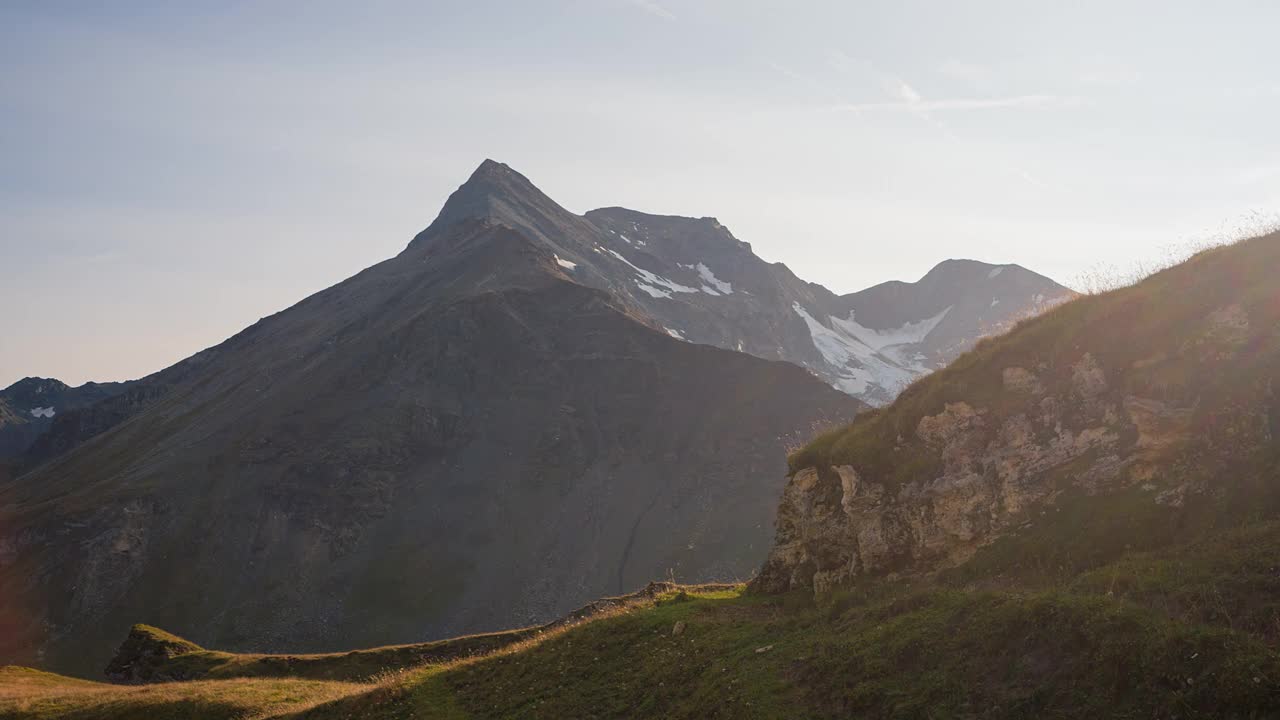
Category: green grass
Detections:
[
  {"x1": 114, "y1": 626, "x2": 543, "y2": 684},
  {"x1": 127, "y1": 625, "x2": 203, "y2": 654},
  {"x1": 293, "y1": 582, "x2": 1280, "y2": 719},
  {"x1": 1069, "y1": 522, "x2": 1280, "y2": 643},
  {"x1": 7, "y1": 569, "x2": 1280, "y2": 719}
]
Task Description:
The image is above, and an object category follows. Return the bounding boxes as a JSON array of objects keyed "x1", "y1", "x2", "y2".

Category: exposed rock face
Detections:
[
  {"x1": 104, "y1": 625, "x2": 204, "y2": 684},
  {"x1": 755, "y1": 235, "x2": 1280, "y2": 595},
  {"x1": 757, "y1": 373, "x2": 1189, "y2": 594},
  {"x1": 1001, "y1": 366, "x2": 1043, "y2": 395}
]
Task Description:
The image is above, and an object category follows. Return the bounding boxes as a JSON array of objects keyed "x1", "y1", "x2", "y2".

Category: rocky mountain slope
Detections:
[
  {"x1": 414, "y1": 161, "x2": 1071, "y2": 406},
  {"x1": 755, "y1": 231, "x2": 1280, "y2": 595},
  {"x1": 0, "y1": 378, "x2": 129, "y2": 463},
  {"x1": 3, "y1": 162, "x2": 1065, "y2": 480},
  {"x1": 0, "y1": 164, "x2": 863, "y2": 678}
]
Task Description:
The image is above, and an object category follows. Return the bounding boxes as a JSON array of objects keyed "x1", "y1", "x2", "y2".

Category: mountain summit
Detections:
[
  {"x1": 410, "y1": 159, "x2": 581, "y2": 251},
  {"x1": 420, "y1": 160, "x2": 1073, "y2": 405}
]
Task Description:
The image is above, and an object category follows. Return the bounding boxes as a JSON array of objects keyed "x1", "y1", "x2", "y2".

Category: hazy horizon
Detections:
[{"x1": 4, "y1": 1, "x2": 1278, "y2": 387}]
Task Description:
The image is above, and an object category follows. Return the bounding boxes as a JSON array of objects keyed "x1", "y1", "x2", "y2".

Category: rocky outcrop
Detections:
[
  {"x1": 102, "y1": 581, "x2": 737, "y2": 684},
  {"x1": 754, "y1": 382, "x2": 1177, "y2": 594},
  {"x1": 104, "y1": 625, "x2": 204, "y2": 684},
  {"x1": 755, "y1": 244, "x2": 1280, "y2": 595}
]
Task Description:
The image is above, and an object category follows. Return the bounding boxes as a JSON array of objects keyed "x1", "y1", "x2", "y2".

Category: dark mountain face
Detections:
[
  {"x1": 0, "y1": 177, "x2": 862, "y2": 678},
  {"x1": 0, "y1": 378, "x2": 129, "y2": 462}
]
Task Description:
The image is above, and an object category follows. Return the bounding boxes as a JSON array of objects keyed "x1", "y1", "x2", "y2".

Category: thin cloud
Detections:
[
  {"x1": 825, "y1": 50, "x2": 1077, "y2": 113},
  {"x1": 824, "y1": 49, "x2": 1066, "y2": 190},
  {"x1": 837, "y1": 94, "x2": 1077, "y2": 112},
  {"x1": 621, "y1": 0, "x2": 676, "y2": 21}
]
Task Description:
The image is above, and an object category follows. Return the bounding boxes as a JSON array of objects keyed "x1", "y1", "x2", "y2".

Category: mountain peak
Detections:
[
  {"x1": 466, "y1": 158, "x2": 526, "y2": 186},
  {"x1": 433, "y1": 159, "x2": 545, "y2": 219},
  {"x1": 409, "y1": 160, "x2": 580, "y2": 251},
  {"x1": 1, "y1": 377, "x2": 70, "y2": 398},
  {"x1": 923, "y1": 258, "x2": 1047, "y2": 281},
  {"x1": 927, "y1": 257, "x2": 1004, "y2": 275},
  {"x1": 584, "y1": 207, "x2": 754, "y2": 255}
]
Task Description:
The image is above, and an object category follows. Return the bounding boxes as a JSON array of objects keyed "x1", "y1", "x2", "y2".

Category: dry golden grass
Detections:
[
  {"x1": 0, "y1": 585, "x2": 741, "y2": 720},
  {"x1": 0, "y1": 665, "x2": 369, "y2": 720}
]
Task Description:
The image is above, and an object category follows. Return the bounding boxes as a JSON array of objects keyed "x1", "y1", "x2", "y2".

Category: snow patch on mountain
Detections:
[
  {"x1": 680, "y1": 262, "x2": 733, "y2": 295},
  {"x1": 989, "y1": 267, "x2": 1004, "y2": 278},
  {"x1": 605, "y1": 248, "x2": 698, "y2": 297},
  {"x1": 554, "y1": 254, "x2": 577, "y2": 270},
  {"x1": 830, "y1": 306, "x2": 952, "y2": 355},
  {"x1": 638, "y1": 284, "x2": 672, "y2": 298},
  {"x1": 664, "y1": 327, "x2": 686, "y2": 339},
  {"x1": 30, "y1": 407, "x2": 56, "y2": 418},
  {"x1": 791, "y1": 304, "x2": 921, "y2": 401}
]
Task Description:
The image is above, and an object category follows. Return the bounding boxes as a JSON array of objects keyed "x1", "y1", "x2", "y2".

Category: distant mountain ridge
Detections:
[
  {"x1": 5, "y1": 162, "x2": 1071, "y2": 475},
  {"x1": 418, "y1": 161, "x2": 1073, "y2": 405},
  {"x1": 0, "y1": 377, "x2": 130, "y2": 463}
]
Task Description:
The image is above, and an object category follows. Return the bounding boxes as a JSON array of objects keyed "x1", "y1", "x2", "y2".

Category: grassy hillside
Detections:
[
  {"x1": 6, "y1": 531, "x2": 1280, "y2": 720},
  {"x1": 791, "y1": 233, "x2": 1280, "y2": 479},
  {"x1": 101, "y1": 624, "x2": 543, "y2": 685},
  {"x1": 752, "y1": 231, "x2": 1280, "y2": 597}
]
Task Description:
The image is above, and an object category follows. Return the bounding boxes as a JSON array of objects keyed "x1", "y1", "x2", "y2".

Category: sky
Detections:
[{"x1": 3, "y1": 0, "x2": 1279, "y2": 387}]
